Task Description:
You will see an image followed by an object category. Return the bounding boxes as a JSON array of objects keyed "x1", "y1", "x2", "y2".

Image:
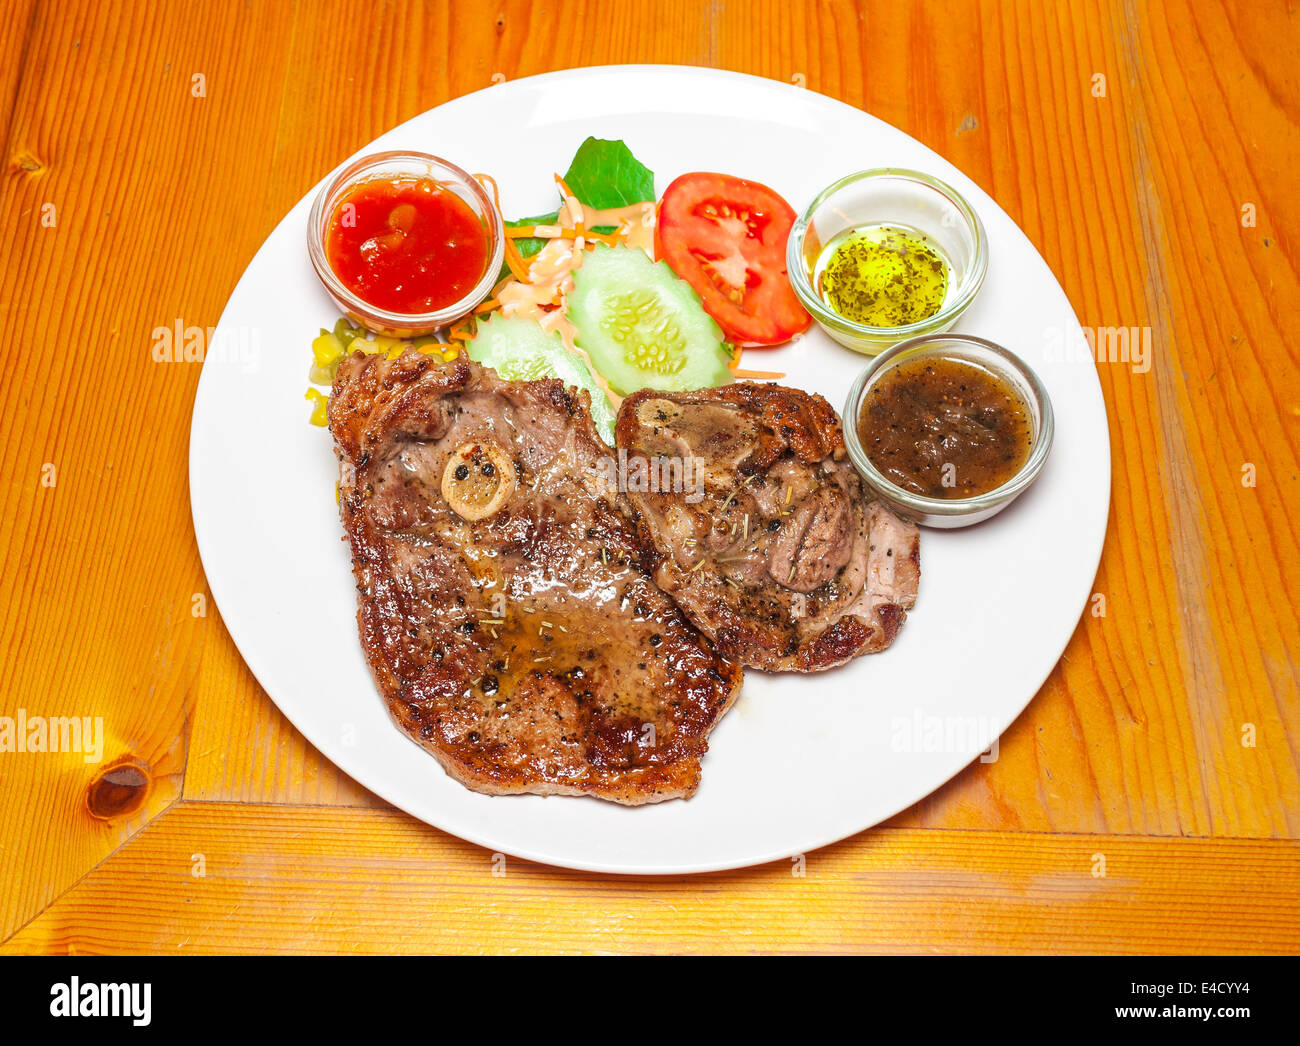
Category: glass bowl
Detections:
[
  {"x1": 843, "y1": 333, "x2": 1054, "y2": 528},
  {"x1": 307, "y1": 150, "x2": 504, "y2": 338},
  {"x1": 788, "y1": 168, "x2": 988, "y2": 354}
]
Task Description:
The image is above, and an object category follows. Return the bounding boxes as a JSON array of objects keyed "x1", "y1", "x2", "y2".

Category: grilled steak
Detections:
[
  {"x1": 328, "y1": 349, "x2": 742, "y2": 804},
  {"x1": 614, "y1": 383, "x2": 920, "y2": 672}
]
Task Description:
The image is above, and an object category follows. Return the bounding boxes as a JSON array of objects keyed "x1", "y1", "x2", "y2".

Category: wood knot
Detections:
[
  {"x1": 14, "y1": 150, "x2": 43, "y2": 172},
  {"x1": 86, "y1": 758, "x2": 151, "y2": 820}
]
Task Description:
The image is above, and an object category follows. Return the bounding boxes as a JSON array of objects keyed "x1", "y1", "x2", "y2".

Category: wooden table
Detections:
[{"x1": 1, "y1": 0, "x2": 1296, "y2": 955}]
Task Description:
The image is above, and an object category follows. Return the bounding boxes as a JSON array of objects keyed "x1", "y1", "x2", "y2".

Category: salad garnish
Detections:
[{"x1": 306, "y1": 138, "x2": 803, "y2": 431}]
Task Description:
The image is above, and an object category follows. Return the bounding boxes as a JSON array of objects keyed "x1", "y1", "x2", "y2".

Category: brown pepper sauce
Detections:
[{"x1": 858, "y1": 355, "x2": 1033, "y2": 499}]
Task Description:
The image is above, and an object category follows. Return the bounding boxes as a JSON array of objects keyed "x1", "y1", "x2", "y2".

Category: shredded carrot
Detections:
[
  {"x1": 727, "y1": 346, "x2": 783, "y2": 379},
  {"x1": 578, "y1": 229, "x2": 621, "y2": 247},
  {"x1": 554, "y1": 174, "x2": 585, "y2": 237},
  {"x1": 473, "y1": 172, "x2": 501, "y2": 203},
  {"x1": 502, "y1": 236, "x2": 530, "y2": 282},
  {"x1": 473, "y1": 297, "x2": 499, "y2": 314},
  {"x1": 475, "y1": 172, "x2": 531, "y2": 282},
  {"x1": 508, "y1": 223, "x2": 602, "y2": 242},
  {"x1": 505, "y1": 223, "x2": 621, "y2": 247},
  {"x1": 449, "y1": 318, "x2": 476, "y2": 343}
]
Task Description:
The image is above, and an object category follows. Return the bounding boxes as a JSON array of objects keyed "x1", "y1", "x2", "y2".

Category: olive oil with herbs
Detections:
[{"x1": 814, "y1": 224, "x2": 950, "y2": 328}]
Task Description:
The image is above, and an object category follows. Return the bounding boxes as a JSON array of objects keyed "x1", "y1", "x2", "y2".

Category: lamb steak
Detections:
[
  {"x1": 328, "y1": 349, "x2": 742, "y2": 804},
  {"x1": 614, "y1": 382, "x2": 920, "y2": 672}
]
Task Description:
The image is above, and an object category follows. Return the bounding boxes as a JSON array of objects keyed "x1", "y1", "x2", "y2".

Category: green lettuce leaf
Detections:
[
  {"x1": 496, "y1": 138, "x2": 654, "y2": 282},
  {"x1": 562, "y1": 137, "x2": 655, "y2": 210},
  {"x1": 506, "y1": 210, "x2": 560, "y2": 260}
]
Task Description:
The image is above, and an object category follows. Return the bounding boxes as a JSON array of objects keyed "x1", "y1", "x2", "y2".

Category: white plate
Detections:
[{"x1": 190, "y1": 66, "x2": 1109, "y2": 874}]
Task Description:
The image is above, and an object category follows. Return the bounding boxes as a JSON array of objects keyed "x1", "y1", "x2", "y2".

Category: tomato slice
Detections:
[{"x1": 655, "y1": 172, "x2": 811, "y2": 346}]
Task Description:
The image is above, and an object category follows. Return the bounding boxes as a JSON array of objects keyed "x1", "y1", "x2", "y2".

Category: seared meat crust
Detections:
[
  {"x1": 614, "y1": 383, "x2": 920, "y2": 672},
  {"x1": 328, "y1": 349, "x2": 742, "y2": 804}
]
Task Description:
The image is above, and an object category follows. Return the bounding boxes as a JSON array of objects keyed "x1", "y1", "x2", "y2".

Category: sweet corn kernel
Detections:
[
  {"x1": 312, "y1": 332, "x2": 344, "y2": 368},
  {"x1": 304, "y1": 387, "x2": 329, "y2": 426}
]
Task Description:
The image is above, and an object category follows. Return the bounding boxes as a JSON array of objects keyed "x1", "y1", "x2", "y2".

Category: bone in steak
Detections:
[
  {"x1": 614, "y1": 383, "x2": 920, "y2": 672},
  {"x1": 328, "y1": 349, "x2": 742, "y2": 804}
]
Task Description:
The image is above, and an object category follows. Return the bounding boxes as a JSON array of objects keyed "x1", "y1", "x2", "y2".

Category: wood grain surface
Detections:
[{"x1": 1, "y1": 0, "x2": 1296, "y2": 954}]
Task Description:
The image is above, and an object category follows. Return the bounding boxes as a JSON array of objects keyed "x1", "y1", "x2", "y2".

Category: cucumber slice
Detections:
[
  {"x1": 466, "y1": 313, "x2": 617, "y2": 445},
  {"x1": 568, "y1": 245, "x2": 732, "y2": 397}
]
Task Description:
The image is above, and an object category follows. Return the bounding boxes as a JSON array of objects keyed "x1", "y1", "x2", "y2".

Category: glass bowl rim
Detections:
[
  {"x1": 842, "y1": 332, "x2": 1056, "y2": 517},
  {"x1": 306, "y1": 149, "x2": 505, "y2": 329},
  {"x1": 787, "y1": 167, "x2": 990, "y2": 338}
]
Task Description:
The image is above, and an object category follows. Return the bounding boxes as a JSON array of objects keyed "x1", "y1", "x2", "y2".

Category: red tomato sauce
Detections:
[{"x1": 326, "y1": 178, "x2": 489, "y2": 314}]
